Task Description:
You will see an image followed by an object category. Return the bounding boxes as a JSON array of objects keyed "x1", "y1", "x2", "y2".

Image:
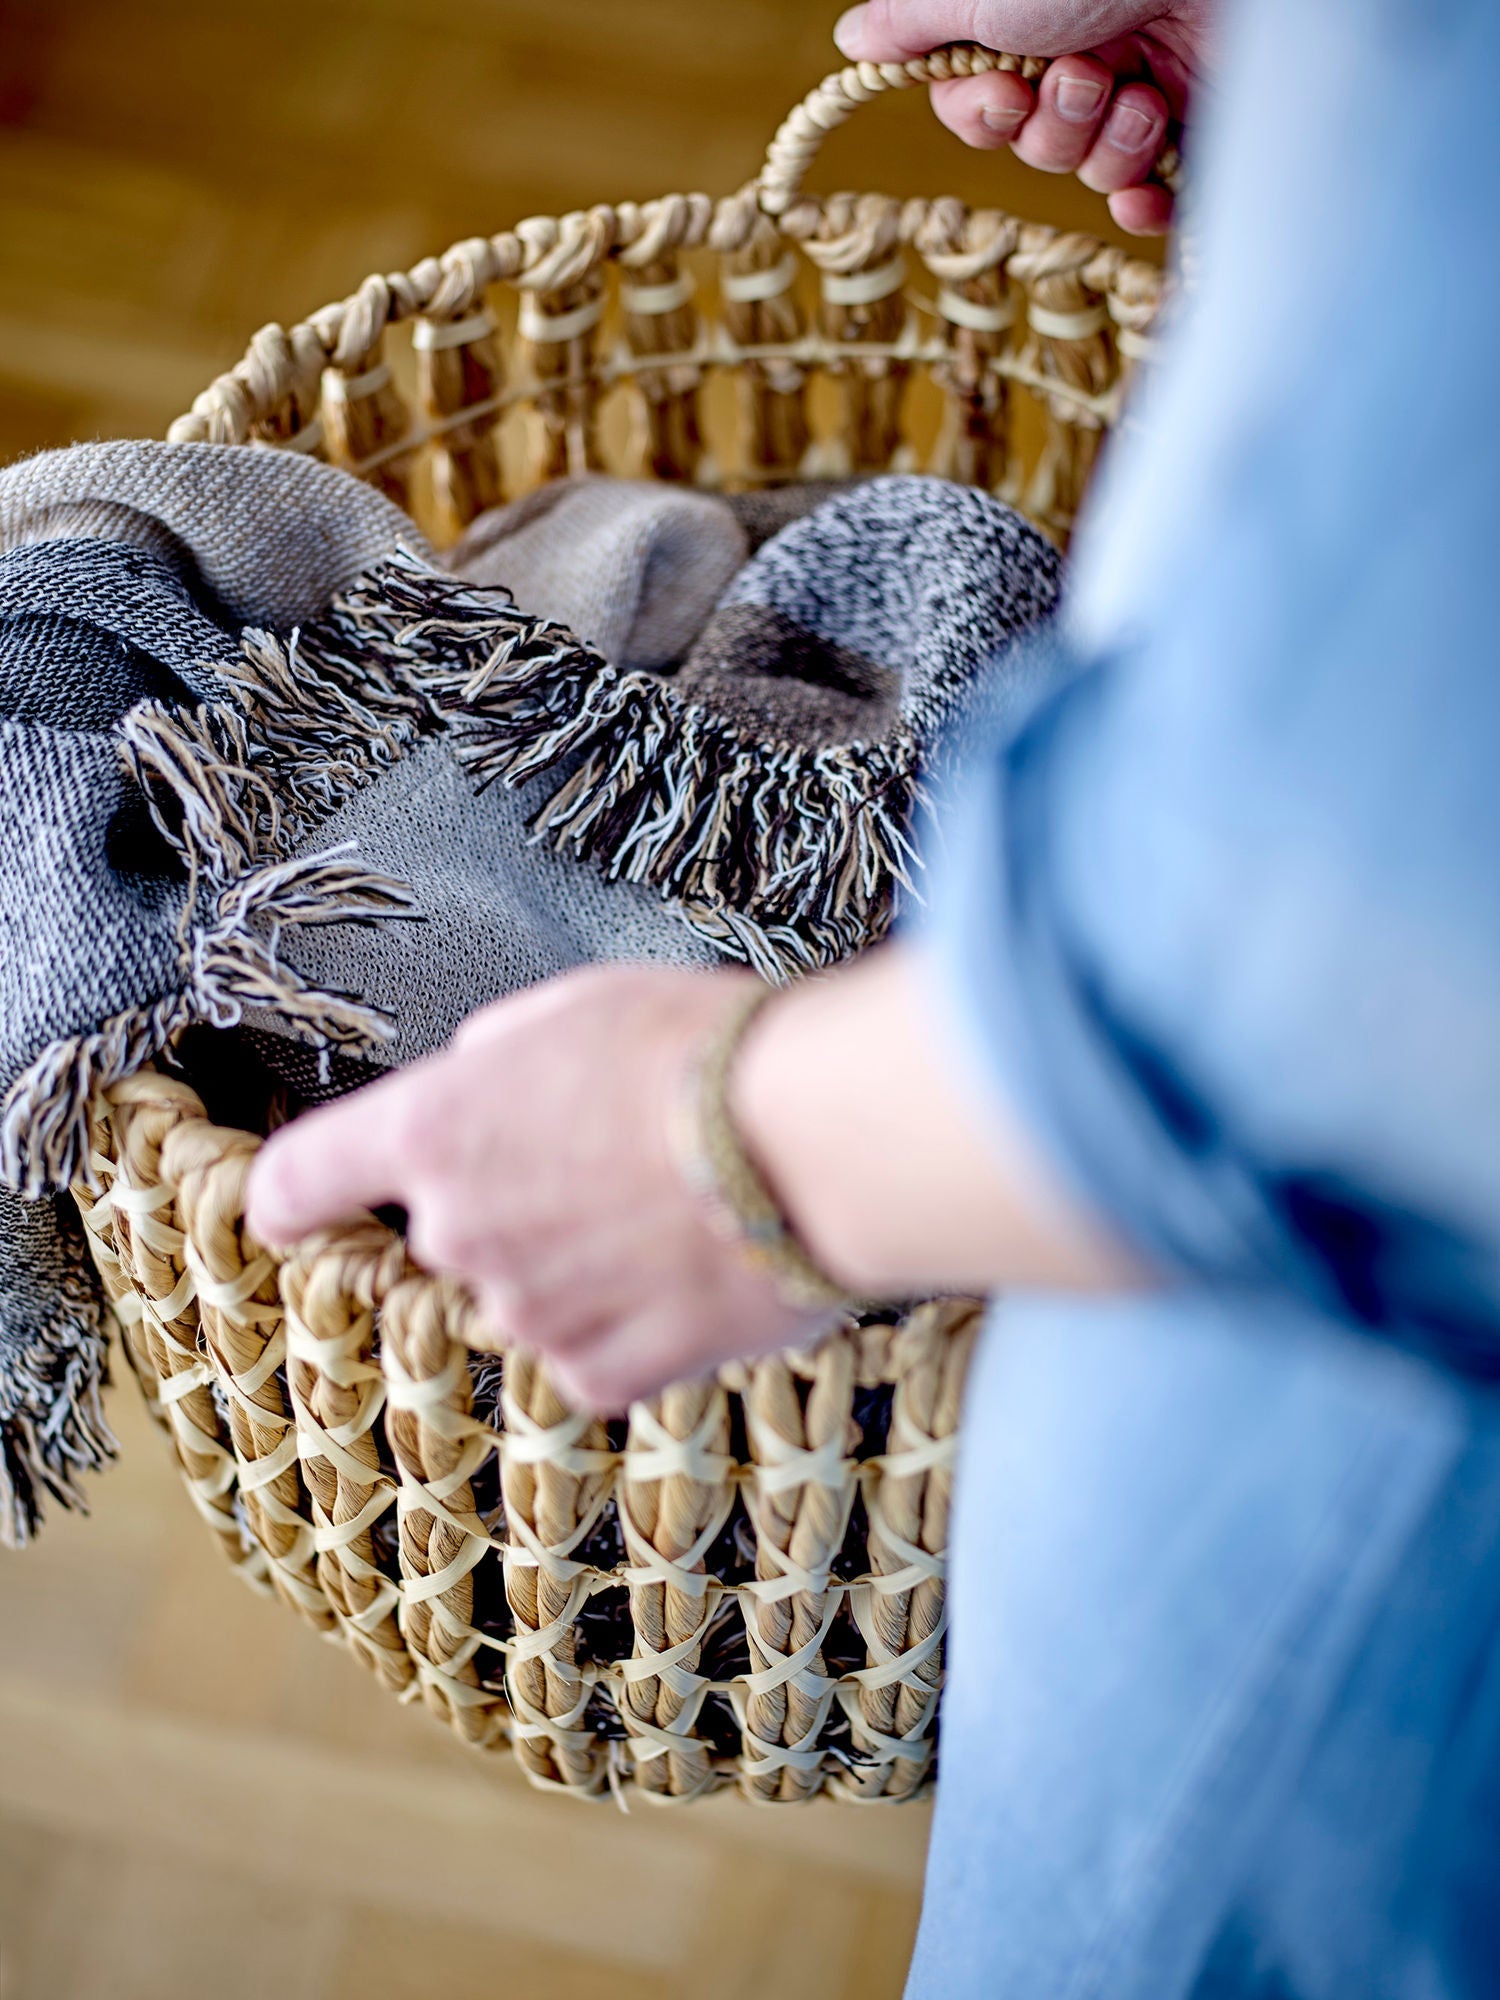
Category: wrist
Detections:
[
  {"x1": 727, "y1": 943, "x2": 1149, "y2": 1300},
  {"x1": 729, "y1": 966, "x2": 900, "y2": 1299},
  {"x1": 670, "y1": 980, "x2": 860, "y2": 1315}
]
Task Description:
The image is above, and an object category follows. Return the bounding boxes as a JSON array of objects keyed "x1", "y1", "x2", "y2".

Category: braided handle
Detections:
[{"x1": 756, "y1": 42, "x2": 1183, "y2": 217}]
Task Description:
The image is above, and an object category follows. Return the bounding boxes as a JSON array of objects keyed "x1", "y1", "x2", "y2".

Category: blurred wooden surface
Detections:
[
  {"x1": 0, "y1": 0, "x2": 1143, "y2": 462},
  {"x1": 0, "y1": 1380, "x2": 931, "y2": 2000}
]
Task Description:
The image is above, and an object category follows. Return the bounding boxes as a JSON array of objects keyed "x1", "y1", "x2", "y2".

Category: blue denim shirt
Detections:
[
  {"x1": 935, "y1": 0, "x2": 1500, "y2": 1372},
  {"x1": 911, "y1": 3, "x2": 1500, "y2": 1994}
]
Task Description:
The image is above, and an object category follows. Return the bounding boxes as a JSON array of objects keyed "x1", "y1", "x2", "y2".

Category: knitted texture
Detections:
[
  {"x1": 445, "y1": 474, "x2": 750, "y2": 670},
  {"x1": 442, "y1": 476, "x2": 853, "y2": 670},
  {"x1": 0, "y1": 441, "x2": 1060, "y2": 1545}
]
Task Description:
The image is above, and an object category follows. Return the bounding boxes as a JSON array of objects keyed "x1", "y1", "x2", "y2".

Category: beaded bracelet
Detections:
[{"x1": 674, "y1": 986, "x2": 858, "y2": 1316}]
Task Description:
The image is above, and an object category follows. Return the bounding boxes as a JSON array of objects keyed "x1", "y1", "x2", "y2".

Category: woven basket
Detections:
[{"x1": 73, "y1": 46, "x2": 1171, "y2": 1806}]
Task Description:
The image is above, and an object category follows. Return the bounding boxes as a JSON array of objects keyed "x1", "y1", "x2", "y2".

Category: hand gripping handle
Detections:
[{"x1": 756, "y1": 42, "x2": 1184, "y2": 216}]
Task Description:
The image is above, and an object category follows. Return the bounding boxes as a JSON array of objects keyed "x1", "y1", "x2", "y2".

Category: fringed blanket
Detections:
[{"x1": 0, "y1": 439, "x2": 1060, "y2": 1545}]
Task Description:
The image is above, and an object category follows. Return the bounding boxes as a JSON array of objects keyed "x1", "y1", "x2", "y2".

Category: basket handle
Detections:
[{"x1": 756, "y1": 41, "x2": 1183, "y2": 217}]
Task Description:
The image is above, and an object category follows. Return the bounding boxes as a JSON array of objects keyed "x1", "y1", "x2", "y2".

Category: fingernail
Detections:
[
  {"x1": 1056, "y1": 75, "x2": 1107, "y2": 122},
  {"x1": 834, "y1": 6, "x2": 868, "y2": 58},
  {"x1": 1107, "y1": 102, "x2": 1159, "y2": 148},
  {"x1": 981, "y1": 103, "x2": 1025, "y2": 135}
]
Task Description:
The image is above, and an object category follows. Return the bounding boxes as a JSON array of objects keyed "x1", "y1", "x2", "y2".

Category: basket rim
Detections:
[{"x1": 167, "y1": 33, "x2": 1173, "y2": 455}]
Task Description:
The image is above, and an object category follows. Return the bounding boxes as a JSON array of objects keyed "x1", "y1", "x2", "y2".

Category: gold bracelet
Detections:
[{"x1": 675, "y1": 986, "x2": 858, "y2": 1317}]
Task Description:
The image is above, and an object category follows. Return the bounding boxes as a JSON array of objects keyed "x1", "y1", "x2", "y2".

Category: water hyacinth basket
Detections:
[{"x1": 74, "y1": 45, "x2": 1173, "y2": 1805}]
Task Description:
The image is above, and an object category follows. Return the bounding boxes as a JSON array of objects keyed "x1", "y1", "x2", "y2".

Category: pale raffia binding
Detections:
[{"x1": 72, "y1": 44, "x2": 1169, "y2": 1804}]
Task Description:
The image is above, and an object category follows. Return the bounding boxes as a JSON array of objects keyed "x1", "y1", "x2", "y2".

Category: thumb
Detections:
[{"x1": 835, "y1": 2, "x2": 1147, "y2": 62}]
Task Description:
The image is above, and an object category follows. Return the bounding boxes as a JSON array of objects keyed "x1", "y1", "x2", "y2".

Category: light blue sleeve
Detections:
[{"x1": 930, "y1": 0, "x2": 1500, "y2": 1365}]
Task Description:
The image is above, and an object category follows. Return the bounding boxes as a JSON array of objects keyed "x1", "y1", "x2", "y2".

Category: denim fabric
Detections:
[
  {"x1": 911, "y1": 1299, "x2": 1500, "y2": 2000},
  {"x1": 915, "y1": 0, "x2": 1500, "y2": 1989},
  {"x1": 934, "y1": 0, "x2": 1500, "y2": 1368}
]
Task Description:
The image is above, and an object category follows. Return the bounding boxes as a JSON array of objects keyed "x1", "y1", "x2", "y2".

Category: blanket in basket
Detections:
[{"x1": 0, "y1": 438, "x2": 1061, "y2": 1545}]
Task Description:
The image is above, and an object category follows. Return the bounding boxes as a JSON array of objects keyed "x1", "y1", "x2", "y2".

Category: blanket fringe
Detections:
[
  {"x1": 224, "y1": 613, "x2": 431, "y2": 841},
  {"x1": 0, "y1": 1192, "x2": 117, "y2": 1552},
  {"x1": 324, "y1": 550, "x2": 927, "y2": 974},
  {"x1": 0, "y1": 1234, "x2": 116, "y2": 1549},
  {"x1": 1, "y1": 701, "x2": 414, "y2": 1200}
]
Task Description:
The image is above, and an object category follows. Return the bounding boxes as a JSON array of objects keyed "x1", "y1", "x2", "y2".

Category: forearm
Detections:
[{"x1": 731, "y1": 941, "x2": 1149, "y2": 1301}]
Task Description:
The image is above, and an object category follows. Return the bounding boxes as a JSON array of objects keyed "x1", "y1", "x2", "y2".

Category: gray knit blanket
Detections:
[{"x1": 0, "y1": 439, "x2": 1060, "y2": 1546}]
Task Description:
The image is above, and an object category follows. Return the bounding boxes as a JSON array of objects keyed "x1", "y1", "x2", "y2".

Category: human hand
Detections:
[
  {"x1": 243, "y1": 966, "x2": 822, "y2": 1412},
  {"x1": 833, "y1": 1, "x2": 1213, "y2": 233}
]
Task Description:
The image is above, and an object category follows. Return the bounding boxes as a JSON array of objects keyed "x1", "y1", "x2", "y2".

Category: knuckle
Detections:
[
  {"x1": 468, "y1": 1272, "x2": 571, "y2": 1351},
  {"x1": 559, "y1": 1358, "x2": 630, "y2": 1414},
  {"x1": 956, "y1": 0, "x2": 992, "y2": 46},
  {"x1": 501, "y1": 1281, "x2": 562, "y2": 1350},
  {"x1": 254, "y1": 1141, "x2": 303, "y2": 1213},
  {"x1": 1111, "y1": 185, "x2": 1174, "y2": 237},
  {"x1": 546, "y1": 963, "x2": 621, "y2": 1016},
  {"x1": 450, "y1": 1001, "x2": 502, "y2": 1052},
  {"x1": 1076, "y1": 153, "x2": 1118, "y2": 194},
  {"x1": 1014, "y1": 129, "x2": 1070, "y2": 174},
  {"x1": 407, "y1": 1210, "x2": 472, "y2": 1275},
  {"x1": 390, "y1": 1092, "x2": 441, "y2": 1174}
]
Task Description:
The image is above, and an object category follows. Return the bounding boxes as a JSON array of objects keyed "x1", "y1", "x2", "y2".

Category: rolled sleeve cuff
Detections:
[{"x1": 922, "y1": 655, "x2": 1317, "y2": 1302}]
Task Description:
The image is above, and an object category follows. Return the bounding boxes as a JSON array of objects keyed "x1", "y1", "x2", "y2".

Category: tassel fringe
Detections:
[
  {"x1": 1, "y1": 699, "x2": 414, "y2": 1201},
  {"x1": 0, "y1": 1248, "x2": 116, "y2": 1549},
  {"x1": 5, "y1": 537, "x2": 937, "y2": 1204},
  {"x1": 324, "y1": 549, "x2": 928, "y2": 975},
  {"x1": 4, "y1": 540, "x2": 941, "y2": 1542},
  {"x1": 222, "y1": 615, "x2": 431, "y2": 841}
]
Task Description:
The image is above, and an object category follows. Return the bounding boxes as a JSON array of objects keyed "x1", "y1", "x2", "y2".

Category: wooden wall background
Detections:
[{"x1": 0, "y1": 4, "x2": 1136, "y2": 1994}]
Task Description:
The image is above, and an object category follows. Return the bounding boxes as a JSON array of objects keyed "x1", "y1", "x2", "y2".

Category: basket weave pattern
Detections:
[
  {"x1": 73, "y1": 47, "x2": 1165, "y2": 1804},
  {"x1": 79, "y1": 1074, "x2": 981, "y2": 1804},
  {"x1": 165, "y1": 48, "x2": 1165, "y2": 545}
]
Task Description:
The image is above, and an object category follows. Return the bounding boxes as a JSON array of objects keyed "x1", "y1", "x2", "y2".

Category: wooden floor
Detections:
[
  {"x1": 0, "y1": 5, "x2": 1146, "y2": 1992},
  {"x1": 0, "y1": 1381, "x2": 935, "y2": 2000}
]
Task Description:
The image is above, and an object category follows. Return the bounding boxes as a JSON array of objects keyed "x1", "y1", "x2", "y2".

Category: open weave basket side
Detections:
[
  {"x1": 166, "y1": 45, "x2": 1167, "y2": 547},
  {"x1": 73, "y1": 45, "x2": 1167, "y2": 1804},
  {"x1": 79, "y1": 1073, "x2": 982, "y2": 1804}
]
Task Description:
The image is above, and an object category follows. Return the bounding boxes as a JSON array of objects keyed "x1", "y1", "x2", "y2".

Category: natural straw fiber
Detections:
[{"x1": 76, "y1": 44, "x2": 1169, "y2": 1804}]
